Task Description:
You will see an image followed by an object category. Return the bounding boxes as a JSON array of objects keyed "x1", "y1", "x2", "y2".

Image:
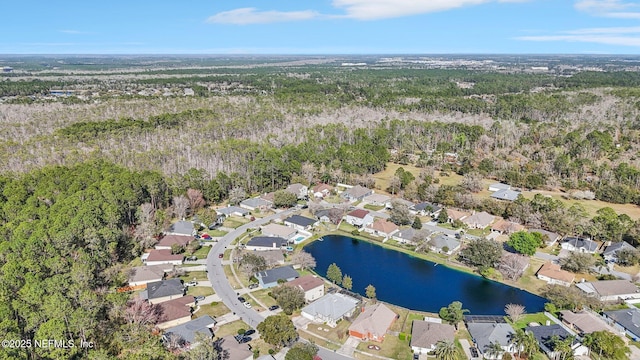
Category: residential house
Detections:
[
  {"x1": 348, "y1": 303, "x2": 397, "y2": 342},
  {"x1": 315, "y1": 209, "x2": 331, "y2": 223},
  {"x1": 312, "y1": 183, "x2": 333, "y2": 198},
  {"x1": 144, "y1": 279, "x2": 185, "y2": 304},
  {"x1": 144, "y1": 249, "x2": 184, "y2": 266},
  {"x1": 490, "y1": 189, "x2": 521, "y2": 202},
  {"x1": 561, "y1": 237, "x2": 599, "y2": 253},
  {"x1": 156, "y1": 296, "x2": 194, "y2": 329},
  {"x1": 411, "y1": 202, "x2": 442, "y2": 217},
  {"x1": 166, "y1": 221, "x2": 196, "y2": 236},
  {"x1": 525, "y1": 324, "x2": 589, "y2": 358},
  {"x1": 410, "y1": 320, "x2": 455, "y2": 355},
  {"x1": 163, "y1": 315, "x2": 216, "y2": 349},
  {"x1": 285, "y1": 275, "x2": 325, "y2": 302},
  {"x1": 603, "y1": 241, "x2": 636, "y2": 263},
  {"x1": 216, "y1": 206, "x2": 249, "y2": 217},
  {"x1": 467, "y1": 322, "x2": 517, "y2": 359},
  {"x1": 462, "y1": 211, "x2": 495, "y2": 229},
  {"x1": 284, "y1": 215, "x2": 318, "y2": 231},
  {"x1": 217, "y1": 336, "x2": 253, "y2": 360},
  {"x1": 364, "y1": 219, "x2": 399, "y2": 239},
  {"x1": 604, "y1": 309, "x2": 640, "y2": 341},
  {"x1": 259, "y1": 250, "x2": 286, "y2": 267},
  {"x1": 240, "y1": 197, "x2": 272, "y2": 211},
  {"x1": 446, "y1": 208, "x2": 470, "y2": 223},
  {"x1": 529, "y1": 229, "x2": 562, "y2": 246},
  {"x1": 260, "y1": 192, "x2": 275, "y2": 203},
  {"x1": 261, "y1": 223, "x2": 297, "y2": 240},
  {"x1": 286, "y1": 183, "x2": 309, "y2": 199},
  {"x1": 387, "y1": 198, "x2": 414, "y2": 209},
  {"x1": 155, "y1": 234, "x2": 194, "y2": 250},
  {"x1": 429, "y1": 234, "x2": 461, "y2": 255},
  {"x1": 362, "y1": 193, "x2": 391, "y2": 207},
  {"x1": 536, "y1": 262, "x2": 575, "y2": 287},
  {"x1": 341, "y1": 185, "x2": 373, "y2": 202},
  {"x1": 558, "y1": 310, "x2": 610, "y2": 336},
  {"x1": 488, "y1": 183, "x2": 511, "y2": 192},
  {"x1": 255, "y1": 266, "x2": 299, "y2": 289},
  {"x1": 301, "y1": 293, "x2": 359, "y2": 327},
  {"x1": 576, "y1": 280, "x2": 640, "y2": 302},
  {"x1": 490, "y1": 219, "x2": 525, "y2": 235},
  {"x1": 392, "y1": 228, "x2": 425, "y2": 245},
  {"x1": 127, "y1": 264, "x2": 168, "y2": 287},
  {"x1": 245, "y1": 236, "x2": 288, "y2": 251},
  {"x1": 344, "y1": 209, "x2": 374, "y2": 227}
]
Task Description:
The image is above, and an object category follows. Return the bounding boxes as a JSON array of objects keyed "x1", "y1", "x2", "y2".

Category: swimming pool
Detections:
[{"x1": 293, "y1": 235, "x2": 306, "y2": 243}]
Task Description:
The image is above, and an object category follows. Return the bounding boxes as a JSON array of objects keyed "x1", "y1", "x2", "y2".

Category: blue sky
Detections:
[{"x1": 1, "y1": 0, "x2": 639, "y2": 54}]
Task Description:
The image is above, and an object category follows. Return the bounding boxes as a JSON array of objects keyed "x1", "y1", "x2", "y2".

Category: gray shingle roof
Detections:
[
  {"x1": 430, "y1": 234, "x2": 460, "y2": 251},
  {"x1": 525, "y1": 324, "x2": 577, "y2": 353},
  {"x1": 301, "y1": 293, "x2": 359, "y2": 321},
  {"x1": 490, "y1": 189, "x2": 521, "y2": 201},
  {"x1": 147, "y1": 279, "x2": 184, "y2": 300},
  {"x1": 284, "y1": 215, "x2": 317, "y2": 227},
  {"x1": 217, "y1": 206, "x2": 249, "y2": 216},
  {"x1": 467, "y1": 323, "x2": 515, "y2": 353},
  {"x1": 410, "y1": 321, "x2": 455, "y2": 349},
  {"x1": 240, "y1": 197, "x2": 271, "y2": 208},
  {"x1": 167, "y1": 221, "x2": 195, "y2": 235},
  {"x1": 246, "y1": 236, "x2": 288, "y2": 248},
  {"x1": 604, "y1": 308, "x2": 640, "y2": 339},
  {"x1": 164, "y1": 315, "x2": 216, "y2": 345},
  {"x1": 603, "y1": 241, "x2": 635, "y2": 257},
  {"x1": 256, "y1": 266, "x2": 299, "y2": 285}
]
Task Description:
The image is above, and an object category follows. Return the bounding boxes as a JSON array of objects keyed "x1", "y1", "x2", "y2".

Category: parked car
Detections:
[
  {"x1": 470, "y1": 347, "x2": 479, "y2": 358},
  {"x1": 248, "y1": 283, "x2": 259, "y2": 289},
  {"x1": 194, "y1": 295, "x2": 205, "y2": 302},
  {"x1": 243, "y1": 302, "x2": 252, "y2": 309},
  {"x1": 218, "y1": 253, "x2": 224, "y2": 258},
  {"x1": 237, "y1": 296, "x2": 246, "y2": 303},
  {"x1": 244, "y1": 329, "x2": 255, "y2": 336},
  {"x1": 268, "y1": 305, "x2": 280, "y2": 311},
  {"x1": 185, "y1": 281, "x2": 197, "y2": 287},
  {"x1": 208, "y1": 223, "x2": 219, "y2": 230},
  {"x1": 185, "y1": 255, "x2": 197, "y2": 261},
  {"x1": 238, "y1": 336, "x2": 251, "y2": 343},
  {"x1": 413, "y1": 353, "x2": 419, "y2": 360}
]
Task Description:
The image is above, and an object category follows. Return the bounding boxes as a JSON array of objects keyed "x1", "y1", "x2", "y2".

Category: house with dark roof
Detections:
[
  {"x1": 603, "y1": 241, "x2": 636, "y2": 263},
  {"x1": 166, "y1": 221, "x2": 196, "y2": 236},
  {"x1": 284, "y1": 215, "x2": 318, "y2": 231},
  {"x1": 536, "y1": 262, "x2": 575, "y2": 287},
  {"x1": 364, "y1": 219, "x2": 399, "y2": 239},
  {"x1": 576, "y1": 280, "x2": 640, "y2": 302},
  {"x1": 216, "y1": 206, "x2": 249, "y2": 217},
  {"x1": 341, "y1": 185, "x2": 373, "y2": 202},
  {"x1": 301, "y1": 293, "x2": 359, "y2": 327},
  {"x1": 561, "y1": 237, "x2": 599, "y2": 253},
  {"x1": 467, "y1": 322, "x2": 517, "y2": 359},
  {"x1": 285, "y1": 275, "x2": 325, "y2": 302},
  {"x1": 348, "y1": 303, "x2": 397, "y2": 342},
  {"x1": 245, "y1": 236, "x2": 288, "y2": 251},
  {"x1": 345, "y1": 209, "x2": 374, "y2": 227},
  {"x1": 240, "y1": 197, "x2": 272, "y2": 211},
  {"x1": 156, "y1": 296, "x2": 194, "y2": 329},
  {"x1": 429, "y1": 234, "x2": 461, "y2": 255},
  {"x1": 144, "y1": 249, "x2": 184, "y2": 266},
  {"x1": 155, "y1": 234, "x2": 194, "y2": 250},
  {"x1": 392, "y1": 228, "x2": 424, "y2": 245},
  {"x1": 410, "y1": 320, "x2": 455, "y2": 355},
  {"x1": 559, "y1": 310, "x2": 609, "y2": 336},
  {"x1": 411, "y1": 202, "x2": 442, "y2": 217},
  {"x1": 255, "y1": 266, "x2": 299, "y2": 288},
  {"x1": 490, "y1": 189, "x2": 521, "y2": 202},
  {"x1": 128, "y1": 264, "x2": 168, "y2": 287},
  {"x1": 525, "y1": 324, "x2": 588, "y2": 358},
  {"x1": 144, "y1": 279, "x2": 185, "y2": 304},
  {"x1": 603, "y1": 308, "x2": 640, "y2": 341},
  {"x1": 163, "y1": 315, "x2": 216, "y2": 349},
  {"x1": 529, "y1": 229, "x2": 562, "y2": 246}
]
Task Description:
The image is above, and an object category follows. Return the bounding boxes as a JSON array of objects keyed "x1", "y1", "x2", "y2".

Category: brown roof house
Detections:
[
  {"x1": 462, "y1": 211, "x2": 495, "y2": 229},
  {"x1": 155, "y1": 234, "x2": 194, "y2": 250},
  {"x1": 490, "y1": 219, "x2": 525, "y2": 234},
  {"x1": 576, "y1": 280, "x2": 640, "y2": 302},
  {"x1": 348, "y1": 303, "x2": 398, "y2": 342},
  {"x1": 536, "y1": 262, "x2": 575, "y2": 287},
  {"x1": 128, "y1": 264, "x2": 168, "y2": 287},
  {"x1": 156, "y1": 296, "x2": 194, "y2": 329},
  {"x1": 446, "y1": 209, "x2": 470, "y2": 223},
  {"x1": 364, "y1": 219, "x2": 399, "y2": 239},
  {"x1": 285, "y1": 275, "x2": 325, "y2": 302},
  {"x1": 144, "y1": 249, "x2": 184, "y2": 266},
  {"x1": 312, "y1": 183, "x2": 333, "y2": 198},
  {"x1": 410, "y1": 320, "x2": 455, "y2": 355},
  {"x1": 559, "y1": 310, "x2": 610, "y2": 336}
]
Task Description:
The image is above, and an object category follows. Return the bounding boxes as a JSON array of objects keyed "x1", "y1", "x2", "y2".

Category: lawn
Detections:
[
  {"x1": 179, "y1": 271, "x2": 209, "y2": 282},
  {"x1": 357, "y1": 333, "x2": 413, "y2": 360},
  {"x1": 186, "y1": 286, "x2": 214, "y2": 297},
  {"x1": 195, "y1": 302, "x2": 230, "y2": 319},
  {"x1": 223, "y1": 217, "x2": 250, "y2": 228},
  {"x1": 299, "y1": 331, "x2": 341, "y2": 351},
  {"x1": 306, "y1": 319, "x2": 351, "y2": 344},
  {"x1": 207, "y1": 229, "x2": 228, "y2": 237},
  {"x1": 249, "y1": 289, "x2": 278, "y2": 309},
  {"x1": 363, "y1": 204, "x2": 385, "y2": 211},
  {"x1": 192, "y1": 246, "x2": 211, "y2": 258},
  {"x1": 509, "y1": 312, "x2": 551, "y2": 329},
  {"x1": 223, "y1": 265, "x2": 243, "y2": 290},
  {"x1": 214, "y1": 320, "x2": 252, "y2": 338},
  {"x1": 338, "y1": 222, "x2": 358, "y2": 233}
]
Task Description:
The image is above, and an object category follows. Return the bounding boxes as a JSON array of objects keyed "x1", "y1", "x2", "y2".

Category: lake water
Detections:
[{"x1": 305, "y1": 234, "x2": 546, "y2": 315}]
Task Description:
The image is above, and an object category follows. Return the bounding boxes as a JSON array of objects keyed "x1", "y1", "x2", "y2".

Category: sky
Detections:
[{"x1": 1, "y1": 0, "x2": 639, "y2": 54}]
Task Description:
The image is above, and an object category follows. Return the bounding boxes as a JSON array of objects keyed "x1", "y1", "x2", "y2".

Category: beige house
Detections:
[
  {"x1": 364, "y1": 218, "x2": 399, "y2": 239},
  {"x1": 127, "y1": 264, "x2": 169, "y2": 287},
  {"x1": 410, "y1": 320, "x2": 455, "y2": 354},
  {"x1": 490, "y1": 219, "x2": 525, "y2": 234},
  {"x1": 348, "y1": 303, "x2": 397, "y2": 342},
  {"x1": 156, "y1": 296, "x2": 193, "y2": 329},
  {"x1": 536, "y1": 262, "x2": 575, "y2": 287},
  {"x1": 154, "y1": 234, "x2": 194, "y2": 250},
  {"x1": 261, "y1": 223, "x2": 297, "y2": 239},
  {"x1": 144, "y1": 249, "x2": 184, "y2": 266},
  {"x1": 462, "y1": 211, "x2": 495, "y2": 229},
  {"x1": 285, "y1": 275, "x2": 325, "y2": 302}
]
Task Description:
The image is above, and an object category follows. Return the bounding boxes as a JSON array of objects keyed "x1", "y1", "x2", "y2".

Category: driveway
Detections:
[
  {"x1": 534, "y1": 251, "x2": 559, "y2": 263},
  {"x1": 337, "y1": 336, "x2": 359, "y2": 357}
]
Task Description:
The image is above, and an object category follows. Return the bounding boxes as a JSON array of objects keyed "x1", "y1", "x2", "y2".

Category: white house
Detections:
[
  {"x1": 285, "y1": 183, "x2": 308, "y2": 199},
  {"x1": 410, "y1": 321, "x2": 455, "y2": 355},
  {"x1": 561, "y1": 237, "x2": 599, "y2": 253},
  {"x1": 489, "y1": 183, "x2": 511, "y2": 192},
  {"x1": 283, "y1": 215, "x2": 318, "y2": 231},
  {"x1": 363, "y1": 219, "x2": 399, "y2": 239},
  {"x1": 285, "y1": 275, "x2": 325, "y2": 302},
  {"x1": 344, "y1": 209, "x2": 374, "y2": 227},
  {"x1": 536, "y1": 262, "x2": 575, "y2": 287},
  {"x1": 301, "y1": 293, "x2": 359, "y2": 327}
]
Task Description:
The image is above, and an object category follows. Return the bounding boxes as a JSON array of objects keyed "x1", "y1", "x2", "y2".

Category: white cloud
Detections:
[
  {"x1": 516, "y1": 25, "x2": 640, "y2": 47},
  {"x1": 574, "y1": 0, "x2": 640, "y2": 17},
  {"x1": 206, "y1": 7, "x2": 320, "y2": 25}
]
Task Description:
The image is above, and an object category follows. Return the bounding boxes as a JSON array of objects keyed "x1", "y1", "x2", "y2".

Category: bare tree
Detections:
[
  {"x1": 172, "y1": 195, "x2": 190, "y2": 219},
  {"x1": 301, "y1": 162, "x2": 317, "y2": 184},
  {"x1": 388, "y1": 175, "x2": 401, "y2": 195},
  {"x1": 124, "y1": 297, "x2": 161, "y2": 326},
  {"x1": 291, "y1": 250, "x2": 317, "y2": 271},
  {"x1": 187, "y1": 188, "x2": 205, "y2": 211},
  {"x1": 504, "y1": 303, "x2": 526, "y2": 322},
  {"x1": 328, "y1": 208, "x2": 346, "y2": 225},
  {"x1": 498, "y1": 253, "x2": 529, "y2": 281},
  {"x1": 228, "y1": 186, "x2": 246, "y2": 206},
  {"x1": 460, "y1": 172, "x2": 483, "y2": 193},
  {"x1": 135, "y1": 202, "x2": 157, "y2": 248}
]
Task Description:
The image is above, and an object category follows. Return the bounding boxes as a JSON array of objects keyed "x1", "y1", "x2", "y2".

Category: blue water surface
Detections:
[{"x1": 305, "y1": 234, "x2": 546, "y2": 315}]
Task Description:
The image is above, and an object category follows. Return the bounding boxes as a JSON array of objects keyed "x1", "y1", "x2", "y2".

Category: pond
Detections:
[{"x1": 305, "y1": 235, "x2": 546, "y2": 315}]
